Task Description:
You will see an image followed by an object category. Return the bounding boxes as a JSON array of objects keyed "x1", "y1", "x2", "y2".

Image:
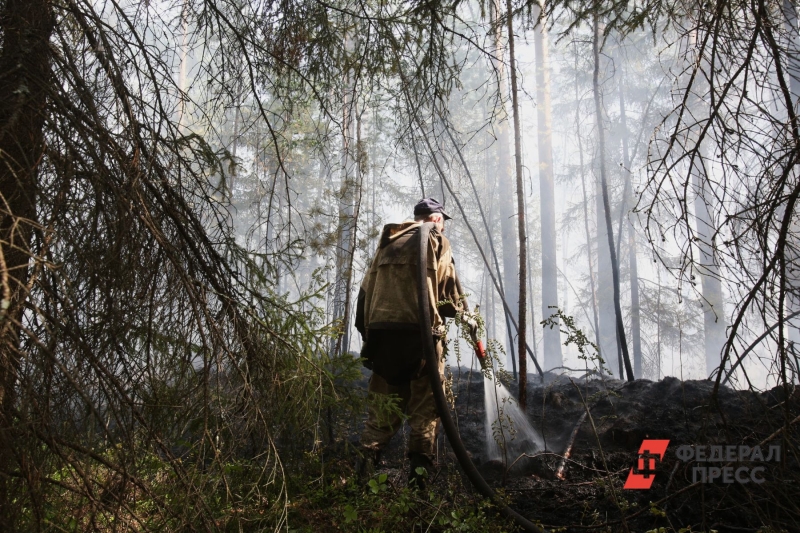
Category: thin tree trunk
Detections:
[
  {"x1": 593, "y1": 48, "x2": 618, "y2": 373},
  {"x1": 533, "y1": 3, "x2": 562, "y2": 371},
  {"x1": 490, "y1": 265, "x2": 498, "y2": 345},
  {"x1": 276, "y1": 169, "x2": 284, "y2": 294},
  {"x1": 685, "y1": 29, "x2": 726, "y2": 378},
  {"x1": 411, "y1": 127, "x2": 426, "y2": 198},
  {"x1": 628, "y1": 224, "x2": 642, "y2": 377},
  {"x1": 575, "y1": 48, "x2": 602, "y2": 352},
  {"x1": 784, "y1": 0, "x2": 800, "y2": 382},
  {"x1": 617, "y1": 57, "x2": 643, "y2": 378},
  {"x1": 388, "y1": 31, "x2": 543, "y2": 377},
  {"x1": 371, "y1": 105, "x2": 378, "y2": 249},
  {"x1": 0, "y1": 0, "x2": 53, "y2": 526},
  {"x1": 228, "y1": 85, "x2": 242, "y2": 200},
  {"x1": 491, "y1": 0, "x2": 520, "y2": 377},
  {"x1": 341, "y1": 112, "x2": 365, "y2": 354},
  {"x1": 177, "y1": 0, "x2": 189, "y2": 129},
  {"x1": 505, "y1": 0, "x2": 528, "y2": 407},
  {"x1": 440, "y1": 117, "x2": 519, "y2": 369},
  {"x1": 332, "y1": 34, "x2": 358, "y2": 356},
  {"x1": 581, "y1": 167, "x2": 601, "y2": 349},
  {"x1": 526, "y1": 220, "x2": 540, "y2": 367},
  {"x1": 522, "y1": 173, "x2": 540, "y2": 367},
  {"x1": 693, "y1": 167, "x2": 726, "y2": 377},
  {"x1": 486, "y1": 130, "x2": 498, "y2": 346},
  {"x1": 441, "y1": 121, "x2": 503, "y2": 286},
  {"x1": 413, "y1": 114, "x2": 543, "y2": 377},
  {"x1": 592, "y1": 12, "x2": 633, "y2": 381},
  {"x1": 656, "y1": 266, "x2": 662, "y2": 380}
]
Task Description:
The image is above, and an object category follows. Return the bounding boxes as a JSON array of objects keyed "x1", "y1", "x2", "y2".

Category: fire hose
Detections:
[{"x1": 416, "y1": 222, "x2": 543, "y2": 533}]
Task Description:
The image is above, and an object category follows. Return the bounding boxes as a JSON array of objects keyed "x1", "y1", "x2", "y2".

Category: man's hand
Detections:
[
  {"x1": 461, "y1": 305, "x2": 480, "y2": 337},
  {"x1": 463, "y1": 315, "x2": 479, "y2": 338},
  {"x1": 462, "y1": 308, "x2": 488, "y2": 370}
]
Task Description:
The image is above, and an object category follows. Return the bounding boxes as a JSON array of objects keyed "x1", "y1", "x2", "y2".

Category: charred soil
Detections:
[{"x1": 360, "y1": 367, "x2": 800, "y2": 532}]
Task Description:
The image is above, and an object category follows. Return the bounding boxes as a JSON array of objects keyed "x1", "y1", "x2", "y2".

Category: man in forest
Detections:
[{"x1": 354, "y1": 197, "x2": 471, "y2": 490}]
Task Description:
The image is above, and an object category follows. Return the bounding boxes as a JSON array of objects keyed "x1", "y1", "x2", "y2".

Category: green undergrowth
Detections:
[{"x1": 285, "y1": 454, "x2": 516, "y2": 532}]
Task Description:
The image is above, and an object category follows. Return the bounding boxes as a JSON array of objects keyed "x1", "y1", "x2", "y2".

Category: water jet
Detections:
[{"x1": 483, "y1": 374, "x2": 545, "y2": 466}]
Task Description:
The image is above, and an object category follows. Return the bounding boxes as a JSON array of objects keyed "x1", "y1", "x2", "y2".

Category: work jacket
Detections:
[{"x1": 355, "y1": 221, "x2": 465, "y2": 339}]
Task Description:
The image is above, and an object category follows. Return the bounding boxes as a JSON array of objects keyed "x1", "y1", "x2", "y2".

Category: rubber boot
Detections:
[
  {"x1": 356, "y1": 448, "x2": 381, "y2": 482},
  {"x1": 408, "y1": 452, "x2": 433, "y2": 491}
]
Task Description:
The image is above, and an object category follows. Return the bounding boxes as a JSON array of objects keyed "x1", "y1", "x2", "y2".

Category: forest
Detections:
[{"x1": 0, "y1": 0, "x2": 799, "y2": 531}]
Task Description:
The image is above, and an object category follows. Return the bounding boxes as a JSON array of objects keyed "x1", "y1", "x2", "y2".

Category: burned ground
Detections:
[{"x1": 360, "y1": 367, "x2": 800, "y2": 532}]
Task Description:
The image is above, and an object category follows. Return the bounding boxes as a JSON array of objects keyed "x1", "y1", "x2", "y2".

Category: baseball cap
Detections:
[{"x1": 413, "y1": 197, "x2": 452, "y2": 220}]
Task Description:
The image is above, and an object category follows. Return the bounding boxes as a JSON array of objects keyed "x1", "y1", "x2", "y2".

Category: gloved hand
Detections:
[
  {"x1": 462, "y1": 304, "x2": 480, "y2": 334},
  {"x1": 462, "y1": 308, "x2": 488, "y2": 370},
  {"x1": 463, "y1": 315, "x2": 479, "y2": 338}
]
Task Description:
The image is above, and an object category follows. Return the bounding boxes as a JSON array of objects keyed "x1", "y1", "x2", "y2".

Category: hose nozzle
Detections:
[{"x1": 474, "y1": 339, "x2": 489, "y2": 370}]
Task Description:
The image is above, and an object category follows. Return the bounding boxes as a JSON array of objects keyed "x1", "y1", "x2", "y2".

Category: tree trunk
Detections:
[
  {"x1": 591, "y1": 41, "x2": 617, "y2": 374},
  {"x1": 411, "y1": 127, "x2": 426, "y2": 198},
  {"x1": 505, "y1": 0, "x2": 528, "y2": 408},
  {"x1": 533, "y1": 4, "x2": 562, "y2": 371},
  {"x1": 484, "y1": 104, "x2": 498, "y2": 346},
  {"x1": 617, "y1": 57, "x2": 643, "y2": 378},
  {"x1": 628, "y1": 223, "x2": 642, "y2": 377},
  {"x1": 491, "y1": 0, "x2": 520, "y2": 377},
  {"x1": 685, "y1": 29, "x2": 727, "y2": 378},
  {"x1": 410, "y1": 112, "x2": 544, "y2": 378},
  {"x1": 656, "y1": 266, "x2": 663, "y2": 380},
  {"x1": 0, "y1": 0, "x2": 54, "y2": 525},
  {"x1": 581, "y1": 165, "x2": 601, "y2": 349},
  {"x1": 592, "y1": 12, "x2": 633, "y2": 381},
  {"x1": 332, "y1": 34, "x2": 359, "y2": 356},
  {"x1": 440, "y1": 116, "x2": 518, "y2": 361},
  {"x1": 178, "y1": 0, "x2": 189, "y2": 129},
  {"x1": 783, "y1": 0, "x2": 800, "y2": 382},
  {"x1": 228, "y1": 86, "x2": 242, "y2": 200},
  {"x1": 575, "y1": 48, "x2": 602, "y2": 351},
  {"x1": 693, "y1": 167, "x2": 726, "y2": 377},
  {"x1": 526, "y1": 218, "x2": 540, "y2": 367},
  {"x1": 593, "y1": 60, "x2": 617, "y2": 371}
]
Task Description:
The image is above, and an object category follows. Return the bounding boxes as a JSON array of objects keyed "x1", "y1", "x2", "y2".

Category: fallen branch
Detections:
[{"x1": 556, "y1": 411, "x2": 588, "y2": 480}]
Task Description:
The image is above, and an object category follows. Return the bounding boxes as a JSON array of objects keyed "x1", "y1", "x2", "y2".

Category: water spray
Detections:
[{"x1": 461, "y1": 290, "x2": 544, "y2": 467}]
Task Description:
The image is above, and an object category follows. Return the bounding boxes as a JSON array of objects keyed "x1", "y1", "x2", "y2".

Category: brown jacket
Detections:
[{"x1": 355, "y1": 221, "x2": 465, "y2": 339}]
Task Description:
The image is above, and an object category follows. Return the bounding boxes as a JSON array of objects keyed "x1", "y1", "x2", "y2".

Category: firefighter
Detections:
[{"x1": 354, "y1": 197, "x2": 471, "y2": 490}]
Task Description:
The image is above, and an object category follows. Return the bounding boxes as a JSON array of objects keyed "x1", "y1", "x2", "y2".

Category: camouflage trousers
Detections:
[{"x1": 360, "y1": 344, "x2": 444, "y2": 458}]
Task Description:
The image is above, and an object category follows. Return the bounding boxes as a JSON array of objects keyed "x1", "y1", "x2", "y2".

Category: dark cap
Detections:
[{"x1": 413, "y1": 197, "x2": 452, "y2": 220}]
